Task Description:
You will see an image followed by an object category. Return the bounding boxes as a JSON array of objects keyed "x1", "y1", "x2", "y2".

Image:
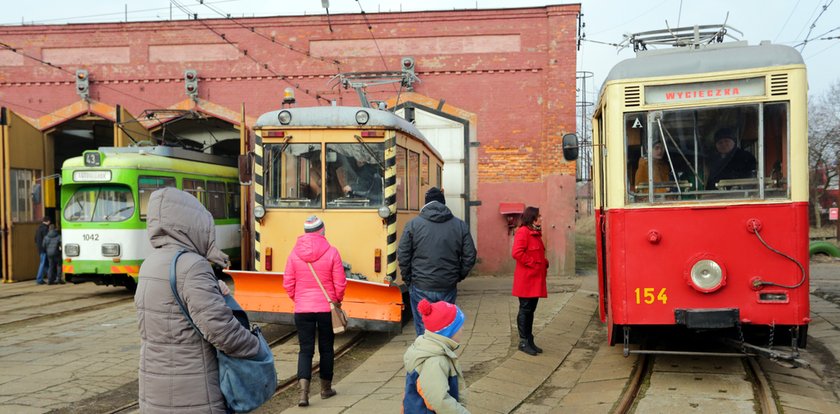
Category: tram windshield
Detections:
[
  {"x1": 64, "y1": 185, "x2": 135, "y2": 222},
  {"x1": 626, "y1": 102, "x2": 789, "y2": 203},
  {"x1": 264, "y1": 142, "x2": 384, "y2": 209}
]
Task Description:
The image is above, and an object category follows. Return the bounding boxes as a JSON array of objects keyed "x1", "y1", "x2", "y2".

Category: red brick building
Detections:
[{"x1": 0, "y1": 4, "x2": 580, "y2": 278}]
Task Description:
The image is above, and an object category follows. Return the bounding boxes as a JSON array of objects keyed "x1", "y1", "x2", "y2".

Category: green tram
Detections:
[{"x1": 60, "y1": 146, "x2": 241, "y2": 290}]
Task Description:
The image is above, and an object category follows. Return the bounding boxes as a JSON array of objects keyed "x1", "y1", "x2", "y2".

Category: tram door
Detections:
[
  {"x1": 1, "y1": 108, "x2": 46, "y2": 282},
  {"x1": 115, "y1": 105, "x2": 152, "y2": 146}
]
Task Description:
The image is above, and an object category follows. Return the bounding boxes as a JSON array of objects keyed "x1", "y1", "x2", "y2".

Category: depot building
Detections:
[{"x1": 0, "y1": 3, "x2": 581, "y2": 281}]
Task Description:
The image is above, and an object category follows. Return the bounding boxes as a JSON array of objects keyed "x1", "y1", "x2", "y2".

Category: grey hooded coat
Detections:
[{"x1": 134, "y1": 188, "x2": 260, "y2": 413}]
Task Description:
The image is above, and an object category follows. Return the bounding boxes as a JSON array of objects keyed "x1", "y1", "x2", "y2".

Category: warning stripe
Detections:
[
  {"x1": 110, "y1": 265, "x2": 141, "y2": 274},
  {"x1": 254, "y1": 134, "x2": 263, "y2": 266},
  {"x1": 384, "y1": 132, "x2": 398, "y2": 282}
]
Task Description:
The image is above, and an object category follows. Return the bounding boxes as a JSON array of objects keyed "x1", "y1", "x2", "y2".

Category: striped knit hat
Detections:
[
  {"x1": 418, "y1": 299, "x2": 465, "y2": 338},
  {"x1": 304, "y1": 215, "x2": 324, "y2": 233}
]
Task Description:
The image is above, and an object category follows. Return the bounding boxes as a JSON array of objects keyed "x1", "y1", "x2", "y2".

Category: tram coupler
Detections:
[
  {"x1": 723, "y1": 339, "x2": 810, "y2": 369},
  {"x1": 623, "y1": 326, "x2": 631, "y2": 357}
]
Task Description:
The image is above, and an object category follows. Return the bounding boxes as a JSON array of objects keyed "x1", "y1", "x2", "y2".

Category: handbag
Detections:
[
  {"x1": 169, "y1": 250, "x2": 277, "y2": 413},
  {"x1": 306, "y1": 262, "x2": 348, "y2": 334}
]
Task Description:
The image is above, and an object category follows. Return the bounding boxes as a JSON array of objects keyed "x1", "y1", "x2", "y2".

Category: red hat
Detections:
[{"x1": 417, "y1": 299, "x2": 465, "y2": 338}]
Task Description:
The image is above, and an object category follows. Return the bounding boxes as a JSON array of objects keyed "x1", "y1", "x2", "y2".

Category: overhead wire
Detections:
[
  {"x1": 798, "y1": 0, "x2": 834, "y2": 52},
  {"x1": 774, "y1": 0, "x2": 802, "y2": 42},
  {"x1": 354, "y1": 0, "x2": 401, "y2": 99},
  {"x1": 0, "y1": 40, "x2": 165, "y2": 108},
  {"x1": 171, "y1": 0, "x2": 330, "y2": 104},
  {"x1": 195, "y1": 0, "x2": 342, "y2": 67},
  {"x1": 0, "y1": 0, "x2": 240, "y2": 25}
]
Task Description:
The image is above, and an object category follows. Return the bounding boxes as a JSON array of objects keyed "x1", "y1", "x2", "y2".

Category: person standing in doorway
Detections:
[
  {"x1": 511, "y1": 206, "x2": 548, "y2": 356},
  {"x1": 35, "y1": 216, "x2": 51, "y2": 285},
  {"x1": 398, "y1": 187, "x2": 477, "y2": 336},
  {"x1": 284, "y1": 215, "x2": 346, "y2": 407},
  {"x1": 42, "y1": 224, "x2": 64, "y2": 285}
]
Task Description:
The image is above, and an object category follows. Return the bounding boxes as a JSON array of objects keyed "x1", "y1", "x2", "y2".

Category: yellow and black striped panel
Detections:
[
  {"x1": 254, "y1": 134, "x2": 263, "y2": 269},
  {"x1": 383, "y1": 132, "x2": 398, "y2": 282}
]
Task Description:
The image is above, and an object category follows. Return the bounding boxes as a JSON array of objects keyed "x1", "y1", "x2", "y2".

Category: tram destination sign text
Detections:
[
  {"x1": 645, "y1": 78, "x2": 765, "y2": 104},
  {"x1": 73, "y1": 170, "x2": 112, "y2": 182}
]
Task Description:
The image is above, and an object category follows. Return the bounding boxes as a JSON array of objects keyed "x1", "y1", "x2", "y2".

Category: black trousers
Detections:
[
  {"x1": 517, "y1": 298, "x2": 540, "y2": 341},
  {"x1": 294, "y1": 312, "x2": 335, "y2": 381}
]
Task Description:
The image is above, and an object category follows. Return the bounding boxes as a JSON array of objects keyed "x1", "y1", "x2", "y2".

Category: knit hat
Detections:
[
  {"x1": 418, "y1": 299, "x2": 465, "y2": 338},
  {"x1": 424, "y1": 187, "x2": 446, "y2": 205},
  {"x1": 714, "y1": 128, "x2": 735, "y2": 143},
  {"x1": 303, "y1": 215, "x2": 324, "y2": 233}
]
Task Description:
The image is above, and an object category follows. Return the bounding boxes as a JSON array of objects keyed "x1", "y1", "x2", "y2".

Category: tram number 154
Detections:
[{"x1": 634, "y1": 288, "x2": 668, "y2": 305}]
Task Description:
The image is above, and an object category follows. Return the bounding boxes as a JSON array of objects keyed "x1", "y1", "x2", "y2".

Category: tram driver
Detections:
[
  {"x1": 339, "y1": 157, "x2": 383, "y2": 204},
  {"x1": 706, "y1": 128, "x2": 757, "y2": 190}
]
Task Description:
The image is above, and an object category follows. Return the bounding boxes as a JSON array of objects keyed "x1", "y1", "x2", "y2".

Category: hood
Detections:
[
  {"x1": 404, "y1": 331, "x2": 460, "y2": 373},
  {"x1": 293, "y1": 232, "x2": 332, "y2": 263},
  {"x1": 46, "y1": 229, "x2": 59, "y2": 237},
  {"x1": 419, "y1": 201, "x2": 453, "y2": 223},
  {"x1": 146, "y1": 187, "x2": 229, "y2": 267}
]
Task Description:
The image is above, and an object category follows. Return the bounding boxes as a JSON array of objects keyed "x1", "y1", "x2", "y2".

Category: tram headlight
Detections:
[
  {"x1": 688, "y1": 259, "x2": 725, "y2": 293},
  {"x1": 277, "y1": 110, "x2": 292, "y2": 125},
  {"x1": 254, "y1": 205, "x2": 266, "y2": 219},
  {"x1": 355, "y1": 110, "x2": 370, "y2": 125},
  {"x1": 378, "y1": 206, "x2": 391, "y2": 219},
  {"x1": 101, "y1": 243, "x2": 121, "y2": 257},
  {"x1": 65, "y1": 244, "x2": 80, "y2": 257}
]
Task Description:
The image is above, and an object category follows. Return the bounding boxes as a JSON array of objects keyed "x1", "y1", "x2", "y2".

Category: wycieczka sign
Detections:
[{"x1": 645, "y1": 78, "x2": 765, "y2": 105}]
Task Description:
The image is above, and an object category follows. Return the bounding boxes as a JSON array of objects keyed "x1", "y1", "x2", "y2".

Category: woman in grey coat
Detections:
[{"x1": 134, "y1": 187, "x2": 260, "y2": 413}]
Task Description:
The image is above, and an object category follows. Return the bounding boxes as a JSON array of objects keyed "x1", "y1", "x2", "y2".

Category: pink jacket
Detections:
[{"x1": 284, "y1": 233, "x2": 347, "y2": 313}]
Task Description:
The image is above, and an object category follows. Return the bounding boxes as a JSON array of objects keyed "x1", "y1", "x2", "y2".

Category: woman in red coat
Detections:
[{"x1": 511, "y1": 206, "x2": 547, "y2": 356}]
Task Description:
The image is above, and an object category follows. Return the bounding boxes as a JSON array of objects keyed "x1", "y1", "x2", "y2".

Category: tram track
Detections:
[
  {"x1": 0, "y1": 295, "x2": 132, "y2": 331},
  {"x1": 103, "y1": 328, "x2": 366, "y2": 414},
  {"x1": 615, "y1": 353, "x2": 777, "y2": 414}
]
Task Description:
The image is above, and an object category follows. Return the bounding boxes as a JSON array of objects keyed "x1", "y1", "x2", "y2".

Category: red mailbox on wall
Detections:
[{"x1": 499, "y1": 202, "x2": 526, "y2": 234}]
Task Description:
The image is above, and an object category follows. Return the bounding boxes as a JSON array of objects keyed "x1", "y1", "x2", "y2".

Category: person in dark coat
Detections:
[
  {"x1": 511, "y1": 206, "x2": 548, "y2": 356},
  {"x1": 34, "y1": 216, "x2": 51, "y2": 285},
  {"x1": 42, "y1": 224, "x2": 64, "y2": 285},
  {"x1": 134, "y1": 188, "x2": 261, "y2": 414},
  {"x1": 398, "y1": 187, "x2": 477, "y2": 336},
  {"x1": 706, "y1": 128, "x2": 757, "y2": 189}
]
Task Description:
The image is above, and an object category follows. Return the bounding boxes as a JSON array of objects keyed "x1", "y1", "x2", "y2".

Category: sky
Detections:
[{"x1": 2, "y1": 0, "x2": 839, "y2": 103}]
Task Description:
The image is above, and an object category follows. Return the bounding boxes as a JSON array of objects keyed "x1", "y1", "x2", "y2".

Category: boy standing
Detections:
[{"x1": 403, "y1": 299, "x2": 469, "y2": 413}]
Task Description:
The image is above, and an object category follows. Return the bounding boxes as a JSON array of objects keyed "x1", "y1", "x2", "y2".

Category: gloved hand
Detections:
[{"x1": 218, "y1": 279, "x2": 231, "y2": 296}]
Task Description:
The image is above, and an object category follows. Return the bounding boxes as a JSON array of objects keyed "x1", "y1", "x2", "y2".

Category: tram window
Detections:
[
  {"x1": 395, "y1": 146, "x2": 407, "y2": 209},
  {"x1": 325, "y1": 143, "x2": 384, "y2": 209},
  {"x1": 10, "y1": 169, "x2": 41, "y2": 223},
  {"x1": 138, "y1": 176, "x2": 176, "y2": 220},
  {"x1": 409, "y1": 150, "x2": 420, "y2": 210},
  {"x1": 65, "y1": 186, "x2": 134, "y2": 222},
  {"x1": 183, "y1": 179, "x2": 206, "y2": 205},
  {"x1": 206, "y1": 181, "x2": 226, "y2": 219},
  {"x1": 264, "y1": 144, "x2": 322, "y2": 208},
  {"x1": 226, "y1": 182, "x2": 240, "y2": 219},
  {"x1": 627, "y1": 104, "x2": 780, "y2": 203}
]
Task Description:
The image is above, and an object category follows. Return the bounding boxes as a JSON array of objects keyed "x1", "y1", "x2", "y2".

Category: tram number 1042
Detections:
[
  {"x1": 82, "y1": 234, "x2": 100, "y2": 241},
  {"x1": 634, "y1": 288, "x2": 668, "y2": 305}
]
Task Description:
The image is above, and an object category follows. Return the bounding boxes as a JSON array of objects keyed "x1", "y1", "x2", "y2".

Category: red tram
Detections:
[{"x1": 579, "y1": 37, "x2": 810, "y2": 358}]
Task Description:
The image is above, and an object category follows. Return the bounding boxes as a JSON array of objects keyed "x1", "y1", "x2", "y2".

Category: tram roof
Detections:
[{"x1": 604, "y1": 42, "x2": 804, "y2": 84}]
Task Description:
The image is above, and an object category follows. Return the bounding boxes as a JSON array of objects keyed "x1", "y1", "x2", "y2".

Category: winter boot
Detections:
[
  {"x1": 320, "y1": 379, "x2": 337, "y2": 399},
  {"x1": 298, "y1": 379, "x2": 310, "y2": 407},
  {"x1": 518, "y1": 339, "x2": 539, "y2": 356},
  {"x1": 528, "y1": 336, "x2": 543, "y2": 354}
]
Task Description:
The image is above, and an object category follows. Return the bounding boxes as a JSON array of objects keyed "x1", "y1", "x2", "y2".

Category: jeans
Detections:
[
  {"x1": 47, "y1": 255, "x2": 61, "y2": 284},
  {"x1": 36, "y1": 252, "x2": 47, "y2": 283},
  {"x1": 409, "y1": 285, "x2": 457, "y2": 336},
  {"x1": 294, "y1": 312, "x2": 335, "y2": 381}
]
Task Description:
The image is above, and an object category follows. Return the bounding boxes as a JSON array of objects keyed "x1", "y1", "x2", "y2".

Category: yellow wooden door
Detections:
[{"x1": 1, "y1": 108, "x2": 46, "y2": 282}]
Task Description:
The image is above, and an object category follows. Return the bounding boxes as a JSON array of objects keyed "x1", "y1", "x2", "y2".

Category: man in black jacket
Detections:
[
  {"x1": 34, "y1": 216, "x2": 51, "y2": 285},
  {"x1": 398, "y1": 187, "x2": 477, "y2": 336}
]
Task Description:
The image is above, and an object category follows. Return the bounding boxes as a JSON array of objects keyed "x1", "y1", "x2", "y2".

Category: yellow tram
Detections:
[{"x1": 227, "y1": 106, "x2": 444, "y2": 331}]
